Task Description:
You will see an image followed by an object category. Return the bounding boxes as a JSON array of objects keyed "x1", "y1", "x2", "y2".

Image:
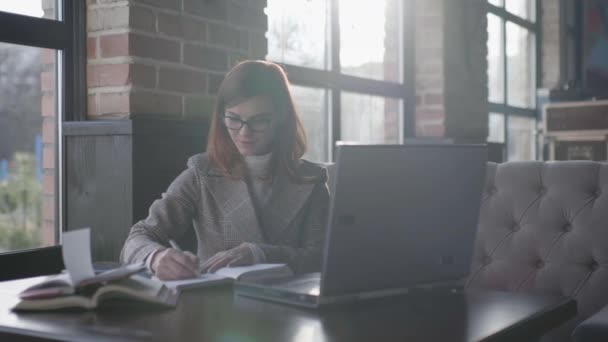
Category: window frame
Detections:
[
  {"x1": 0, "y1": 1, "x2": 86, "y2": 251},
  {"x1": 486, "y1": 0, "x2": 542, "y2": 160},
  {"x1": 266, "y1": 0, "x2": 416, "y2": 161}
]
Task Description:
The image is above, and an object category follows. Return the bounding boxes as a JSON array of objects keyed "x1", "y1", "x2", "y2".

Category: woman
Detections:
[{"x1": 120, "y1": 60, "x2": 329, "y2": 280}]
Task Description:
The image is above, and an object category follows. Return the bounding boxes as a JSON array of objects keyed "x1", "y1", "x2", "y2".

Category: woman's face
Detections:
[{"x1": 224, "y1": 95, "x2": 277, "y2": 156}]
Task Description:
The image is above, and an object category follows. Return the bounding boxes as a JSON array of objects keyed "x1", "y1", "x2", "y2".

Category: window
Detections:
[
  {"x1": 266, "y1": 0, "x2": 413, "y2": 162},
  {"x1": 486, "y1": 0, "x2": 540, "y2": 161},
  {"x1": 0, "y1": 1, "x2": 84, "y2": 253}
]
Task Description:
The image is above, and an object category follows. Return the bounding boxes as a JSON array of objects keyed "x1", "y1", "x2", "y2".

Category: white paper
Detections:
[
  {"x1": 214, "y1": 263, "x2": 287, "y2": 279},
  {"x1": 61, "y1": 228, "x2": 95, "y2": 285}
]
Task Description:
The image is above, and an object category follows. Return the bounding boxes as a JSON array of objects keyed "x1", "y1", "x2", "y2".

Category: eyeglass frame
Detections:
[{"x1": 222, "y1": 113, "x2": 274, "y2": 133}]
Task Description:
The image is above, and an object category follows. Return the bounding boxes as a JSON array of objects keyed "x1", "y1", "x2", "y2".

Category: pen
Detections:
[{"x1": 168, "y1": 239, "x2": 183, "y2": 252}]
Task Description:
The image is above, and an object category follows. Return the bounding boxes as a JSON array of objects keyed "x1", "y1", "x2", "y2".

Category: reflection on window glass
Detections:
[
  {"x1": 487, "y1": 14, "x2": 504, "y2": 103},
  {"x1": 0, "y1": 42, "x2": 57, "y2": 251},
  {"x1": 291, "y1": 85, "x2": 331, "y2": 162},
  {"x1": 505, "y1": 0, "x2": 535, "y2": 21},
  {"x1": 507, "y1": 116, "x2": 536, "y2": 161},
  {"x1": 506, "y1": 22, "x2": 535, "y2": 108},
  {"x1": 339, "y1": 0, "x2": 402, "y2": 82},
  {"x1": 488, "y1": 113, "x2": 505, "y2": 143},
  {"x1": 341, "y1": 92, "x2": 401, "y2": 144},
  {"x1": 0, "y1": 0, "x2": 55, "y2": 20},
  {"x1": 266, "y1": 0, "x2": 330, "y2": 69}
]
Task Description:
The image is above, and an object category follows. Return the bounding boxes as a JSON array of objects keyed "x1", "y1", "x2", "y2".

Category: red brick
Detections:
[
  {"x1": 41, "y1": 49, "x2": 55, "y2": 64},
  {"x1": 131, "y1": 91, "x2": 182, "y2": 116},
  {"x1": 424, "y1": 93, "x2": 443, "y2": 105},
  {"x1": 42, "y1": 95, "x2": 55, "y2": 117},
  {"x1": 43, "y1": 196, "x2": 55, "y2": 222},
  {"x1": 184, "y1": 95, "x2": 216, "y2": 119},
  {"x1": 88, "y1": 95, "x2": 97, "y2": 117},
  {"x1": 136, "y1": 0, "x2": 180, "y2": 11},
  {"x1": 43, "y1": 146, "x2": 55, "y2": 169},
  {"x1": 42, "y1": 219, "x2": 56, "y2": 246},
  {"x1": 130, "y1": 5, "x2": 156, "y2": 33},
  {"x1": 208, "y1": 23, "x2": 247, "y2": 50},
  {"x1": 208, "y1": 73, "x2": 225, "y2": 94},
  {"x1": 41, "y1": 71, "x2": 54, "y2": 92},
  {"x1": 183, "y1": 0, "x2": 227, "y2": 20},
  {"x1": 42, "y1": 118, "x2": 56, "y2": 144},
  {"x1": 184, "y1": 44, "x2": 227, "y2": 70},
  {"x1": 416, "y1": 109, "x2": 444, "y2": 121},
  {"x1": 87, "y1": 64, "x2": 130, "y2": 87},
  {"x1": 98, "y1": 92, "x2": 130, "y2": 117},
  {"x1": 158, "y1": 13, "x2": 206, "y2": 41},
  {"x1": 87, "y1": 6, "x2": 129, "y2": 32},
  {"x1": 100, "y1": 33, "x2": 129, "y2": 58},
  {"x1": 227, "y1": 4, "x2": 267, "y2": 31},
  {"x1": 131, "y1": 34, "x2": 180, "y2": 62},
  {"x1": 131, "y1": 64, "x2": 156, "y2": 88},
  {"x1": 43, "y1": 172, "x2": 55, "y2": 196},
  {"x1": 87, "y1": 37, "x2": 97, "y2": 59},
  {"x1": 159, "y1": 67, "x2": 207, "y2": 94}
]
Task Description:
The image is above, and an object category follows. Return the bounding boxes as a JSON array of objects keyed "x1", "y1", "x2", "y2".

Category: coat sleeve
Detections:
[
  {"x1": 120, "y1": 167, "x2": 200, "y2": 264},
  {"x1": 255, "y1": 179, "x2": 330, "y2": 274}
]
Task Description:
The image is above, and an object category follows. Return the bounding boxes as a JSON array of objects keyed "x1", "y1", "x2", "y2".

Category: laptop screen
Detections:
[{"x1": 320, "y1": 144, "x2": 487, "y2": 297}]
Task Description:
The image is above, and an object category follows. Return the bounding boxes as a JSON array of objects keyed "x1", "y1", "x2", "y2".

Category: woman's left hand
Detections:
[{"x1": 200, "y1": 243, "x2": 255, "y2": 273}]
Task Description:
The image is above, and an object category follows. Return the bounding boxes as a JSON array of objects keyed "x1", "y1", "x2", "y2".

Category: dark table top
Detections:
[{"x1": 0, "y1": 277, "x2": 576, "y2": 342}]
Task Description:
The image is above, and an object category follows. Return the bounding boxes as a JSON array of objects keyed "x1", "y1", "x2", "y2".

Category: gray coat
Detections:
[{"x1": 120, "y1": 153, "x2": 329, "y2": 273}]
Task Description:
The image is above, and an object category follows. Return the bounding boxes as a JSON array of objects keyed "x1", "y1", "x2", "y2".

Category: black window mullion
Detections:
[
  {"x1": 486, "y1": 3, "x2": 536, "y2": 30},
  {"x1": 62, "y1": 0, "x2": 87, "y2": 121},
  {"x1": 402, "y1": 0, "x2": 416, "y2": 139},
  {"x1": 0, "y1": 11, "x2": 69, "y2": 50},
  {"x1": 330, "y1": 0, "x2": 341, "y2": 159}
]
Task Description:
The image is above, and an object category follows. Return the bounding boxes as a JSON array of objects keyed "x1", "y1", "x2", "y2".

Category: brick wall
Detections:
[
  {"x1": 542, "y1": 0, "x2": 561, "y2": 88},
  {"x1": 41, "y1": 0, "x2": 56, "y2": 246},
  {"x1": 415, "y1": 0, "x2": 445, "y2": 137},
  {"x1": 86, "y1": 0, "x2": 268, "y2": 120},
  {"x1": 414, "y1": 0, "x2": 488, "y2": 141}
]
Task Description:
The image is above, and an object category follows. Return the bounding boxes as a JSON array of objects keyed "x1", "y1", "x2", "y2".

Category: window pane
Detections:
[
  {"x1": 505, "y1": 0, "x2": 536, "y2": 21},
  {"x1": 339, "y1": 0, "x2": 402, "y2": 82},
  {"x1": 0, "y1": 0, "x2": 55, "y2": 20},
  {"x1": 487, "y1": 14, "x2": 504, "y2": 103},
  {"x1": 488, "y1": 113, "x2": 505, "y2": 143},
  {"x1": 291, "y1": 85, "x2": 331, "y2": 162},
  {"x1": 341, "y1": 92, "x2": 401, "y2": 144},
  {"x1": 488, "y1": 0, "x2": 503, "y2": 7},
  {"x1": 0, "y1": 43, "x2": 57, "y2": 252},
  {"x1": 266, "y1": 0, "x2": 330, "y2": 70},
  {"x1": 506, "y1": 23, "x2": 535, "y2": 108},
  {"x1": 507, "y1": 116, "x2": 536, "y2": 161}
]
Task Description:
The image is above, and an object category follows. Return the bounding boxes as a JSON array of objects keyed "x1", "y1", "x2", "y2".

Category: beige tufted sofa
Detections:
[{"x1": 466, "y1": 161, "x2": 608, "y2": 341}]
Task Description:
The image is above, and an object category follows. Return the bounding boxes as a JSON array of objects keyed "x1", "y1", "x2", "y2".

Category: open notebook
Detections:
[{"x1": 160, "y1": 263, "x2": 292, "y2": 291}]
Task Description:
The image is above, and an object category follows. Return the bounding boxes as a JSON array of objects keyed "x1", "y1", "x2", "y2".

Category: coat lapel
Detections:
[
  {"x1": 204, "y1": 169, "x2": 264, "y2": 243},
  {"x1": 261, "y1": 172, "x2": 316, "y2": 242}
]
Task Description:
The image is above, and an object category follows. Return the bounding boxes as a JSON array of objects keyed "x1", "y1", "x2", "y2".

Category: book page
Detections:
[
  {"x1": 159, "y1": 273, "x2": 229, "y2": 291},
  {"x1": 62, "y1": 228, "x2": 95, "y2": 285},
  {"x1": 214, "y1": 263, "x2": 289, "y2": 280}
]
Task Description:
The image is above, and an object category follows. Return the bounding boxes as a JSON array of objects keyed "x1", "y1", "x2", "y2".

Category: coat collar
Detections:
[{"x1": 203, "y1": 162, "x2": 321, "y2": 243}]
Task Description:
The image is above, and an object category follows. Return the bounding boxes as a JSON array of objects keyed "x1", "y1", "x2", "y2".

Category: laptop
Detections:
[{"x1": 234, "y1": 144, "x2": 487, "y2": 308}]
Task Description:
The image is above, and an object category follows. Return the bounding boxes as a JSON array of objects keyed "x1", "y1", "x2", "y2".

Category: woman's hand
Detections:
[
  {"x1": 200, "y1": 243, "x2": 256, "y2": 273},
  {"x1": 151, "y1": 248, "x2": 199, "y2": 280}
]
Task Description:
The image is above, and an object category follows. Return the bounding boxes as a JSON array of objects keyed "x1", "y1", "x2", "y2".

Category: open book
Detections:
[
  {"x1": 161, "y1": 263, "x2": 293, "y2": 291},
  {"x1": 12, "y1": 228, "x2": 177, "y2": 311},
  {"x1": 13, "y1": 274, "x2": 177, "y2": 311}
]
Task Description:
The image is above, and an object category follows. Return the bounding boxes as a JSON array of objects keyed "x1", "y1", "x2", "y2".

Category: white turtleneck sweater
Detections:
[{"x1": 244, "y1": 153, "x2": 273, "y2": 208}]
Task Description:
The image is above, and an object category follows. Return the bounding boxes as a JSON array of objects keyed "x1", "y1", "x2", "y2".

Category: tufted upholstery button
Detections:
[
  {"x1": 483, "y1": 256, "x2": 492, "y2": 266},
  {"x1": 563, "y1": 224, "x2": 572, "y2": 232},
  {"x1": 539, "y1": 187, "x2": 547, "y2": 196},
  {"x1": 512, "y1": 224, "x2": 521, "y2": 232},
  {"x1": 590, "y1": 261, "x2": 599, "y2": 271},
  {"x1": 535, "y1": 260, "x2": 545, "y2": 269},
  {"x1": 595, "y1": 188, "x2": 602, "y2": 197}
]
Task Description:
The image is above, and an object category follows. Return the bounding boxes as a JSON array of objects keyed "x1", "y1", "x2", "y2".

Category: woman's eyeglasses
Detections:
[{"x1": 223, "y1": 114, "x2": 273, "y2": 132}]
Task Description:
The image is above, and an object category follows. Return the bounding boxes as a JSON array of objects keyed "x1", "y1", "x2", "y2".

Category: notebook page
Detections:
[{"x1": 62, "y1": 228, "x2": 95, "y2": 285}]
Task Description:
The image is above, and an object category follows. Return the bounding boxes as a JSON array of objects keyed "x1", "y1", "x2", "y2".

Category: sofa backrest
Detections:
[{"x1": 467, "y1": 161, "x2": 608, "y2": 341}]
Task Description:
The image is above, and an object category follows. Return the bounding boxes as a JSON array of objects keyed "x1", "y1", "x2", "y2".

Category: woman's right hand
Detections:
[{"x1": 151, "y1": 248, "x2": 199, "y2": 280}]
